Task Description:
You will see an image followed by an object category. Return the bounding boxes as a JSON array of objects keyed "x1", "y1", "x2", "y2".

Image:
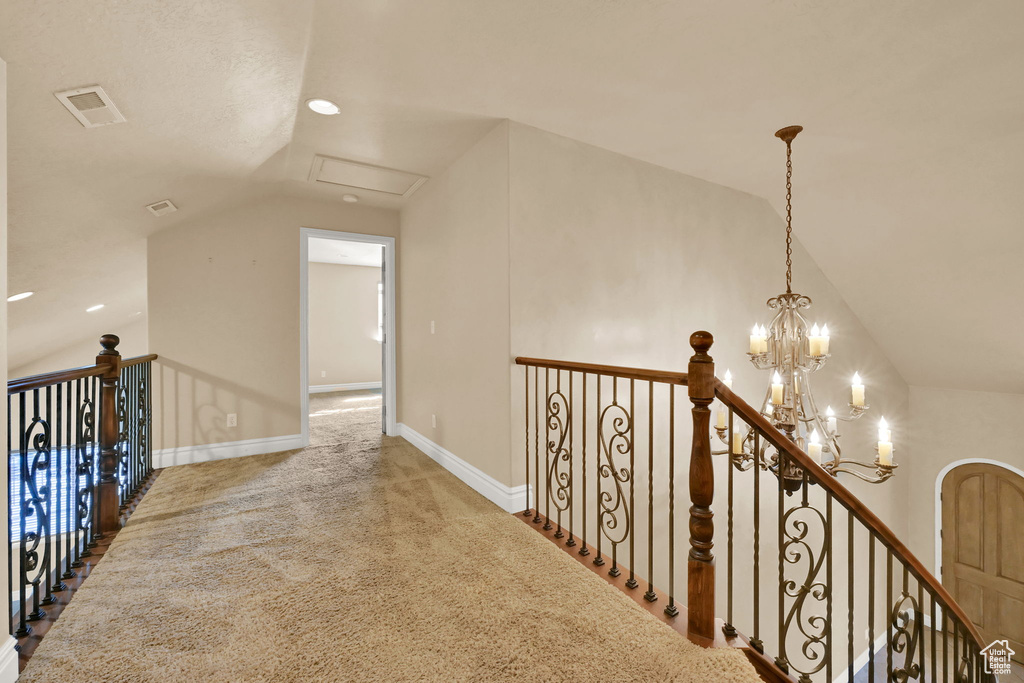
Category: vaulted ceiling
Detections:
[{"x1": 2, "y1": 1, "x2": 1022, "y2": 391}]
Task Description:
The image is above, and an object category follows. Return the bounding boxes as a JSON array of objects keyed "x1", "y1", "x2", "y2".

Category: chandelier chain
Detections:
[{"x1": 785, "y1": 140, "x2": 793, "y2": 294}]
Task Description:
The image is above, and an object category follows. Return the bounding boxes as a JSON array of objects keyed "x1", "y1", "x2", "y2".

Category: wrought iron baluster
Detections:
[
  {"x1": 776, "y1": 448, "x2": 788, "y2": 674},
  {"x1": 23, "y1": 389, "x2": 51, "y2": 625},
  {"x1": 52, "y1": 384, "x2": 64, "y2": 595},
  {"x1": 665, "y1": 385, "x2": 677, "y2": 617},
  {"x1": 917, "y1": 582, "x2": 925, "y2": 677},
  {"x1": 942, "y1": 607, "x2": 948, "y2": 682},
  {"x1": 597, "y1": 376, "x2": 632, "y2": 580},
  {"x1": 778, "y1": 468, "x2": 828, "y2": 682},
  {"x1": 751, "y1": 429, "x2": 762, "y2": 652},
  {"x1": 953, "y1": 621, "x2": 960, "y2": 683},
  {"x1": 42, "y1": 386, "x2": 55, "y2": 607},
  {"x1": 580, "y1": 373, "x2": 588, "y2": 557},
  {"x1": 930, "y1": 594, "x2": 937, "y2": 683},
  {"x1": 63, "y1": 380, "x2": 75, "y2": 579},
  {"x1": 533, "y1": 367, "x2": 540, "y2": 525},
  {"x1": 825, "y1": 491, "x2": 832, "y2": 683},
  {"x1": 644, "y1": 381, "x2": 655, "y2": 602},
  {"x1": 523, "y1": 366, "x2": 530, "y2": 517},
  {"x1": 594, "y1": 376, "x2": 603, "y2": 567},
  {"x1": 891, "y1": 562, "x2": 921, "y2": 681},
  {"x1": 847, "y1": 511, "x2": 854, "y2": 681},
  {"x1": 566, "y1": 371, "x2": 575, "y2": 547},
  {"x1": 868, "y1": 534, "x2": 875, "y2": 683},
  {"x1": 724, "y1": 400, "x2": 735, "y2": 636},
  {"x1": 887, "y1": 549, "x2": 894, "y2": 681},
  {"x1": 546, "y1": 370, "x2": 571, "y2": 540},
  {"x1": 625, "y1": 379, "x2": 636, "y2": 590},
  {"x1": 544, "y1": 369, "x2": 551, "y2": 531}
]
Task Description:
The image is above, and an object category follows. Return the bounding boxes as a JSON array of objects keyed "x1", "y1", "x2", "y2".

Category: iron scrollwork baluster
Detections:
[
  {"x1": 779, "y1": 479, "x2": 829, "y2": 682},
  {"x1": 546, "y1": 385, "x2": 572, "y2": 539},
  {"x1": 890, "y1": 591, "x2": 922, "y2": 682},
  {"x1": 75, "y1": 393, "x2": 95, "y2": 557},
  {"x1": 597, "y1": 394, "x2": 632, "y2": 578},
  {"x1": 21, "y1": 413, "x2": 53, "y2": 624},
  {"x1": 117, "y1": 381, "x2": 129, "y2": 504}
]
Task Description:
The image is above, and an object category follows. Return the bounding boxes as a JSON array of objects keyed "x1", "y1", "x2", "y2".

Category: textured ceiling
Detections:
[{"x1": 3, "y1": 0, "x2": 1023, "y2": 392}]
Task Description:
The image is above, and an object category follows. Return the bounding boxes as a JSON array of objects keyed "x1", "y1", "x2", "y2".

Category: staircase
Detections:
[{"x1": 515, "y1": 331, "x2": 992, "y2": 682}]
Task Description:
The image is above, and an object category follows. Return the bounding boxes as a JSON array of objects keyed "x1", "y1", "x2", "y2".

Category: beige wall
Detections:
[
  {"x1": 906, "y1": 385, "x2": 1024, "y2": 574},
  {"x1": 308, "y1": 262, "x2": 381, "y2": 386},
  {"x1": 398, "y1": 121, "x2": 512, "y2": 483},
  {"x1": 9, "y1": 319, "x2": 148, "y2": 379},
  {"x1": 148, "y1": 193, "x2": 398, "y2": 450}
]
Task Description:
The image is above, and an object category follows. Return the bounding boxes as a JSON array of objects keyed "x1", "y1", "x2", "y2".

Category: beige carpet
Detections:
[{"x1": 21, "y1": 392, "x2": 761, "y2": 682}]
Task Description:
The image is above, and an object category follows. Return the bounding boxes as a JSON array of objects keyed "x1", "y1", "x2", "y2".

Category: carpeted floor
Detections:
[{"x1": 21, "y1": 392, "x2": 761, "y2": 682}]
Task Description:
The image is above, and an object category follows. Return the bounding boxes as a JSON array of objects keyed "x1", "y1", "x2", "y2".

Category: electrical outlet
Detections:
[
  {"x1": 321, "y1": 370, "x2": 326, "y2": 378},
  {"x1": 430, "y1": 320, "x2": 435, "y2": 335},
  {"x1": 431, "y1": 414, "x2": 437, "y2": 429},
  {"x1": 226, "y1": 413, "x2": 237, "y2": 428}
]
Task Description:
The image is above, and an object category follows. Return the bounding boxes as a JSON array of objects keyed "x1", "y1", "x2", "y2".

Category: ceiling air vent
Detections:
[
  {"x1": 308, "y1": 155, "x2": 428, "y2": 198},
  {"x1": 54, "y1": 86, "x2": 126, "y2": 128},
  {"x1": 146, "y1": 200, "x2": 177, "y2": 217}
]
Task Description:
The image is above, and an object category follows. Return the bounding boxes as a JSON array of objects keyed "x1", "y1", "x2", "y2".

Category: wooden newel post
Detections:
[
  {"x1": 95, "y1": 334, "x2": 121, "y2": 536},
  {"x1": 687, "y1": 330, "x2": 716, "y2": 642}
]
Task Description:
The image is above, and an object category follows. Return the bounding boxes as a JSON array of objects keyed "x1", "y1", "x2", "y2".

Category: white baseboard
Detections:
[
  {"x1": 309, "y1": 382, "x2": 381, "y2": 394},
  {"x1": 0, "y1": 635, "x2": 18, "y2": 682},
  {"x1": 397, "y1": 423, "x2": 529, "y2": 513},
  {"x1": 154, "y1": 433, "x2": 304, "y2": 469}
]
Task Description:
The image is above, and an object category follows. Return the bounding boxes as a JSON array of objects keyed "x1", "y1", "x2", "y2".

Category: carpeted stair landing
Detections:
[{"x1": 21, "y1": 392, "x2": 762, "y2": 682}]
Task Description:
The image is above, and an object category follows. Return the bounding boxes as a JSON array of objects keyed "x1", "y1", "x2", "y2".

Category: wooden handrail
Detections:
[
  {"x1": 120, "y1": 353, "x2": 159, "y2": 368},
  {"x1": 514, "y1": 357, "x2": 688, "y2": 385},
  {"x1": 7, "y1": 364, "x2": 108, "y2": 395},
  {"x1": 8, "y1": 354, "x2": 159, "y2": 395},
  {"x1": 714, "y1": 379, "x2": 988, "y2": 651}
]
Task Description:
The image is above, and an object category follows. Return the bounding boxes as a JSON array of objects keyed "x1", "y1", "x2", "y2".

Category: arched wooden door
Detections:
[{"x1": 942, "y1": 463, "x2": 1024, "y2": 663}]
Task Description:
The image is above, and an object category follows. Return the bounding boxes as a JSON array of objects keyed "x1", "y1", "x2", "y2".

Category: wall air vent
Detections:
[
  {"x1": 146, "y1": 199, "x2": 177, "y2": 217},
  {"x1": 308, "y1": 155, "x2": 428, "y2": 198},
  {"x1": 54, "y1": 86, "x2": 126, "y2": 128}
]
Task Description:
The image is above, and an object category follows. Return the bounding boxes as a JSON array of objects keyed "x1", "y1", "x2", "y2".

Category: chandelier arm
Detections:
[
  {"x1": 793, "y1": 368, "x2": 837, "y2": 454},
  {"x1": 831, "y1": 466, "x2": 895, "y2": 484}
]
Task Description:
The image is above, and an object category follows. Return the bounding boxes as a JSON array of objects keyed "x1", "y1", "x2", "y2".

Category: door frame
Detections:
[
  {"x1": 935, "y1": 458, "x2": 1024, "y2": 582},
  {"x1": 299, "y1": 228, "x2": 397, "y2": 444}
]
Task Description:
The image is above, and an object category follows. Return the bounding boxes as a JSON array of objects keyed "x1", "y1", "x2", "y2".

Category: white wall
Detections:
[
  {"x1": 148, "y1": 193, "x2": 399, "y2": 450},
  {"x1": 907, "y1": 385, "x2": 1024, "y2": 574},
  {"x1": 398, "y1": 121, "x2": 512, "y2": 484},
  {"x1": 308, "y1": 262, "x2": 381, "y2": 387}
]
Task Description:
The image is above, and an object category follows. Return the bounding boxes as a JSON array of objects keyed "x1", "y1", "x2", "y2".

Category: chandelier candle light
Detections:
[{"x1": 714, "y1": 125, "x2": 897, "y2": 486}]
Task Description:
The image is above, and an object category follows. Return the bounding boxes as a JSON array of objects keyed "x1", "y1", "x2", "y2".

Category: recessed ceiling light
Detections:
[
  {"x1": 7, "y1": 291, "x2": 34, "y2": 302},
  {"x1": 342, "y1": 194, "x2": 359, "y2": 203},
  {"x1": 86, "y1": 304, "x2": 104, "y2": 312},
  {"x1": 306, "y1": 98, "x2": 340, "y2": 116}
]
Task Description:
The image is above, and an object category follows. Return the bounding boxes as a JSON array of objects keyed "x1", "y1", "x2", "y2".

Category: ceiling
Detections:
[
  {"x1": 2, "y1": 1, "x2": 1023, "y2": 392},
  {"x1": 308, "y1": 238, "x2": 382, "y2": 268}
]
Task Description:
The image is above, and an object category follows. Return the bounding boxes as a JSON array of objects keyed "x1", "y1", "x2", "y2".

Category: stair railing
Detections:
[
  {"x1": 7, "y1": 334, "x2": 156, "y2": 646},
  {"x1": 515, "y1": 331, "x2": 992, "y2": 682}
]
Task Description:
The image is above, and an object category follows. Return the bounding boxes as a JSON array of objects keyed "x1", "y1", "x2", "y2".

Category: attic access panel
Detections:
[{"x1": 308, "y1": 155, "x2": 428, "y2": 198}]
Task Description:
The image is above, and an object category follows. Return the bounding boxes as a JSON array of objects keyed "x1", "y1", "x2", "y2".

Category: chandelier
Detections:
[{"x1": 714, "y1": 125, "x2": 896, "y2": 487}]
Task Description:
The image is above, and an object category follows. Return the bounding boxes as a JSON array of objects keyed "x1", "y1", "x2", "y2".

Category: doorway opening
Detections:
[{"x1": 300, "y1": 228, "x2": 396, "y2": 447}]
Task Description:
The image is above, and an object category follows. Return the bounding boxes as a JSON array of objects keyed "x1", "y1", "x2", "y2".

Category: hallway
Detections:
[{"x1": 19, "y1": 394, "x2": 761, "y2": 682}]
